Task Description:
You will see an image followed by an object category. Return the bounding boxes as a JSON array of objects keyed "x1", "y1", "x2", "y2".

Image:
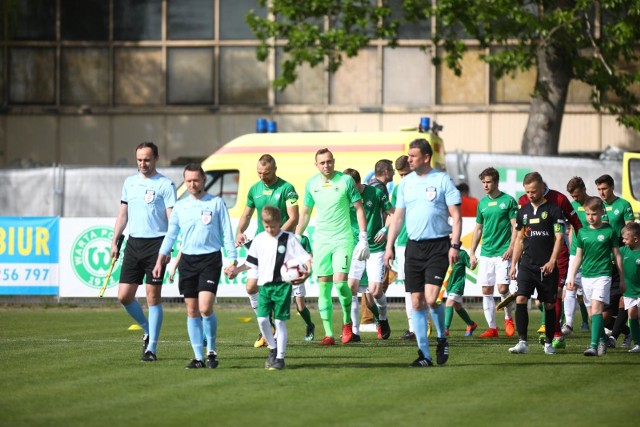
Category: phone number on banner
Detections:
[{"x1": 0, "y1": 264, "x2": 54, "y2": 286}]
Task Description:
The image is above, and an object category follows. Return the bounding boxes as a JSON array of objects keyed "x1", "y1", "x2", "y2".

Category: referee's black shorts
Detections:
[
  {"x1": 120, "y1": 236, "x2": 165, "y2": 285},
  {"x1": 404, "y1": 237, "x2": 449, "y2": 293},
  {"x1": 178, "y1": 252, "x2": 222, "y2": 298}
]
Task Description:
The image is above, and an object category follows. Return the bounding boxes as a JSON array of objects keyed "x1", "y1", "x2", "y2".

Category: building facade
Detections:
[{"x1": 1, "y1": 0, "x2": 639, "y2": 167}]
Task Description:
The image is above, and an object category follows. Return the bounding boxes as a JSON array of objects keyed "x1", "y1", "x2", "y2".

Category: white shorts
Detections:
[
  {"x1": 292, "y1": 283, "x2": 306, "y2": 298},
  {"x1": 348, "y1": 251, "x2": 385, "y2": 283},
  {"x1": 447, "y1": 292, "x2": 463, "y2": 304},
  {"x1": 568, "y1": 255, "x2": 582, "y2": 288},
  {"x1": 393, "y1": 246, "x2": 406, "y2": 280},
  {"x1": 582, "y1": 276, "x2": 611, "y2": 307},
  {"x1": 477, "y1": 255, "x2": 510, "y2": 286},
  {"x1": 623, "y1": 296, "x2": 640, "y2": 311}
]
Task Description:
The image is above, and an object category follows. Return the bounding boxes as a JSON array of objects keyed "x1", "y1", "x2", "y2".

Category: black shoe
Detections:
[
  {"x1": 142, "y1": 334, "x2": 149, "y2": 357},
  {"x1": 206, "y1": 351, "x2": 219, "y2": 369},
  {"x1": 269, "y1": 358, "x2": 285, "y2": 370},
  {"x1": 436, "y1": 338, "x2": 449, "y2": 365},
  {"x1": 409, "y1": 350, "x2": 433, "y2": 367},
  {"x1": 265, "y1": 348, "x2": 277, "y2": 369},
  {"x1": 186, "y1": 359, "x2": 205, "y2": 369},
  {"x1": 379, "y1": 319, "x2": 391, "y2": 340},
  {"x1": 305, "y1": 323, "x2": 315, "y2": 341},
  {"x1": 399, "y1": 330, "x2": 416, "y2": 340},
  {"x1": 351, "y1": 333, "x2": 361, "y2": 342},
  {"x1": 141, "y1": 350, "x2": 157, "y2": 362}
]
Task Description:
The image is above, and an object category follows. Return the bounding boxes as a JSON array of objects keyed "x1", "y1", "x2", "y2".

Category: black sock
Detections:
[
  {"x1": 516, "y1": 303, "x2": 528, "y2": 341},
  {"x1": 544, "y1": 303, "x2": 556, "y2": 344},
  {"x1": 612, "y1": 308, "x2": 630, "y2": 339}
]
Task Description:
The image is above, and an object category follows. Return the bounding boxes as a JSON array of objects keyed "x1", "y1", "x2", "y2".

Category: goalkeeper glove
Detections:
[{"x1": 353, "y1": 231, "x2": 370, "y2": 261}]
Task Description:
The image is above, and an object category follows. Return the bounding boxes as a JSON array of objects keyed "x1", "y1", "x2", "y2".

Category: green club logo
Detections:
[{"x1": 71, "y1": 226, "x2": 123, "y2": 289}]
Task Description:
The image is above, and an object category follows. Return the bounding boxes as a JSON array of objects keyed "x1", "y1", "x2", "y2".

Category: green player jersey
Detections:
[
  {"x1": 576, "y1": 224, "x2": 619, "y2": 278},
  {"x1": 349, "y1": 185, "x2": 392, "y2": 253},
  {"x1": 620, "y1": 245, "x2": 640, "y2": 298},
  {"x1": 390, "y1": 184, "x2": 408, "y2": 247},
  {"x1": 476, "y1": 192, "x2": 518, "y2": 257},
  {"x1": 446, "y1": 249, "x2": 471, "y2": 296},
  {"x1": 303, "y1": 171, "x2": 361, "y2": 247},
  {"x1": 246, "y1": 178, "x2": 298, "y2": 234},
  {"x1": 569, "y1": 200, "x2": 589, "y2": 256},
  {"x1": 602, "y1": 197, "x2": 634, "y2": 238}
]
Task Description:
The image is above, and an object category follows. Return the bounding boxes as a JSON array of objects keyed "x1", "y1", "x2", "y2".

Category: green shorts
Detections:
[
  {"x1": 257, "y1": 282, "x2": 293, "y2": 321},
  {"x1": 313, "y1": 243, "x2": 353, "y2": 277}
]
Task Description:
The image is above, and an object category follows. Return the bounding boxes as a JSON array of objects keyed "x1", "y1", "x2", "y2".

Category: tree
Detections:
[{"x1": 247, "y1": 0, "x2": 640, "y2": 155}]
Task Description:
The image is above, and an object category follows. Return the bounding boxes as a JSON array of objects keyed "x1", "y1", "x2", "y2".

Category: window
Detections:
[
  {"x1": 330, "y1": 48, "x2": 378, "y2": 105},
  {"x1": 383, "y1": 47, "x2": 432, "y2": 105},
  {"x1": 167, "y1": 48, "x2": 214, "y2": 104},
  {"x1": 219, "y1": 0, "x2": 267, "y2": 40},
  {"x1": 167, "y1": 0, "x2": 214, "y2": 40},
  {"x1": 388, "y1": 0, "x2": 431, "y2": 39},
  {"x1": 61, "y1": 48, "x2": 110, "y2": 105},
  {"x1": 437, "y1": 47, "x2": 487, "y2": 105},
  {"x1": 179, "y1": 170, "x2": 240, "y2": 209},
  {"x1": 61, "y1": 0, "x2": 109, "y2": 41},
  {"x1": 11, "y1": 0, "x2": 55, "y2": 40},
  {"x1": 114, "y1": 0, "x2": 162, "y2": 41},
  {"x1": 275, "y1": 49, "x2": 325, "y2": 105},
  {"x1": 9, "y1": 48, "x2": 55, "y2": 104},
  {"x1": 114, "y1": 48, "x2": 163, "y2": 105},
  {"x1": 219, "y1": 47, "x2": 268, "y2": 104}
]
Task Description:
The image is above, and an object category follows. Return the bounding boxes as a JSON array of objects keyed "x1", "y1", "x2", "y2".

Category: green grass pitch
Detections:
[{"x1": 1, "y1": 304, "x2": 638, "y2": 427}]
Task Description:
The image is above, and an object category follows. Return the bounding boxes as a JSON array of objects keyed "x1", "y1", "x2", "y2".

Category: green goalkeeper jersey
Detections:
[
  {"x1": 303, "y1": 171, "x2": 361, "y2": 247},
  {"x1": 349, "y1": 185, "x2": 392, "y2": 253}
]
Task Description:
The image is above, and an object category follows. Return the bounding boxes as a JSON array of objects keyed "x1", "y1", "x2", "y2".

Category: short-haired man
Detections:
[
  {"x1": 509, "y1": 172, "x2": 565, "y2": 355},
  {"x1": 112, "y1": 142, "x2": 176, "y2": 362},
  {"x1": 152, "y1": 164, "x2": 237, "y2": 369},
  {"x1": 296, "y1": 148, "x2": 369, "y2": 345},
  {"x1": 235, "y1": 155, "x2": 315, "y2": 345},
  {"x1": 367, "y1": 159, "x2": 394, "y2": 198},
  {"x1": 384, "y1": 138, "x2": 462, "y2": 367},
  {"x1": 469, "y1": 167, "x2": 518, "y2": 338}
]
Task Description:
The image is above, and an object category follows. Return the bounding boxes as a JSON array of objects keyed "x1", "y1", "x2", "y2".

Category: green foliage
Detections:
[
  {"x1": 247, "y1": 0, "x2": 640, "y2": 132},
  {"x1": 1, "y1": 306, "x2": 639, "y2": 426}
]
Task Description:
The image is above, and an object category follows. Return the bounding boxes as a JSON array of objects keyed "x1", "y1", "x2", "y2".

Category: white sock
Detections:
[
  {"x1": 500, "y1": 292, "x2": 513, "y2": 320},
  {"x1": 275, "y1": 319, "x2": 287, "y2": 359},
  {"x1": 564, "y1": 289, "x2": 577, "y2": 327},
  {"x1": 405, "y1": 292, "x2": 414, "y2": 332},
  {"x1": 248, "y1": 292, "x2": 259, "y2": 313},
  {"x1": 257, "y1": 316, "x2": 276, "y2": 348},
  {"x1": 375, "y1": 294, "x2": 388, "y2": 321},
  {"x1": 483, "y1": 295, "x2": 497, "y2": 329},
  {"x1": 351, "y1": 296, "x2": 360, "y2": 334}
]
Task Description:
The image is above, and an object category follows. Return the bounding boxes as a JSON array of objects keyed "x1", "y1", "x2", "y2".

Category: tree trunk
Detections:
[{"x1": 521, "y1": 42, "x2": 573, "y2": 155}]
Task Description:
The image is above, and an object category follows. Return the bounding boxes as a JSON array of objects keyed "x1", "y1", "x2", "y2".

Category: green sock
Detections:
[
  {"x1": 368, "y1": 303, "x2": 380, "y2": 323},
  {"x1": 334, "y1": 281, "x2": 352, "y2": 324},
  {"x1": 445, "y1": 306, "x2": 454, "y2": 330},
  {"x1": 298, "y1": 306, "x2": 313, "y2": 326},
  {"x1": 591, "y1": 313, "x2": 603, "y2": 348},
  {"x1": 579, "y1": 303, "x2": 589, "y2": 324},
  {"x1": 457, "y1": 308, "x2": 473, "y2": 325},
  {"x1": 630, "y1": 318, "x2": 640, "y2": 345},
  {"x1": 318, "y1": 282, "x2": 334, "y2": 337}
]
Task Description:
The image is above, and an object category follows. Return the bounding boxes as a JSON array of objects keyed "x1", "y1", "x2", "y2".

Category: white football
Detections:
[{"x1": 280, "y1": 259, "x2": 307, "y2": 283}]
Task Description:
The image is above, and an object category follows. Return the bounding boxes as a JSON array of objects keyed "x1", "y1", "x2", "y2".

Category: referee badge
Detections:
[
  {"x1": 144, "y1": 190, "x2": 156, "y2": 203},
  {"x1": 425, "y1": 186, "x2": 437, "y2": 201},
  {"x1": 201, "y1": 209, "x2": 212, "y2": 225}
]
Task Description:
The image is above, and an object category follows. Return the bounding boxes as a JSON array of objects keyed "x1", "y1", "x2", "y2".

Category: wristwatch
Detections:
[
  {"x1": 228, "y1": 260, "x2": 238, "y2": 267},
  {"x1": 450, "y1": 243, "x2": 461, "y2": 250}
]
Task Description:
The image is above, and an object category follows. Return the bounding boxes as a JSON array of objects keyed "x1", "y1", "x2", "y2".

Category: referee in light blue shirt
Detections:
[
  {"x1": 112, "y1": 142, "x2": 176, "y2": 362},
  {"x1": 153, "y1": 164, "x2": 237, "y2": 369},
  {"x1": 384, "y1": 138, "x2": 462, "y2": 368}
]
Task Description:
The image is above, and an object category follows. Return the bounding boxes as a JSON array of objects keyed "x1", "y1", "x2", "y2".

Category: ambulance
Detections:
[
  {"x1": 176, "y1": 129, "x2": 446, "y2": 222},
  {"x1": 622, "y1": 151, "x2": 640, "y2": 221}
]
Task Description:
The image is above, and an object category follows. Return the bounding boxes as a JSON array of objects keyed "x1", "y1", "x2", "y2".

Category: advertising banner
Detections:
[{"x1": 0, "y1": 217, "x2": 59, "y2": 295}]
